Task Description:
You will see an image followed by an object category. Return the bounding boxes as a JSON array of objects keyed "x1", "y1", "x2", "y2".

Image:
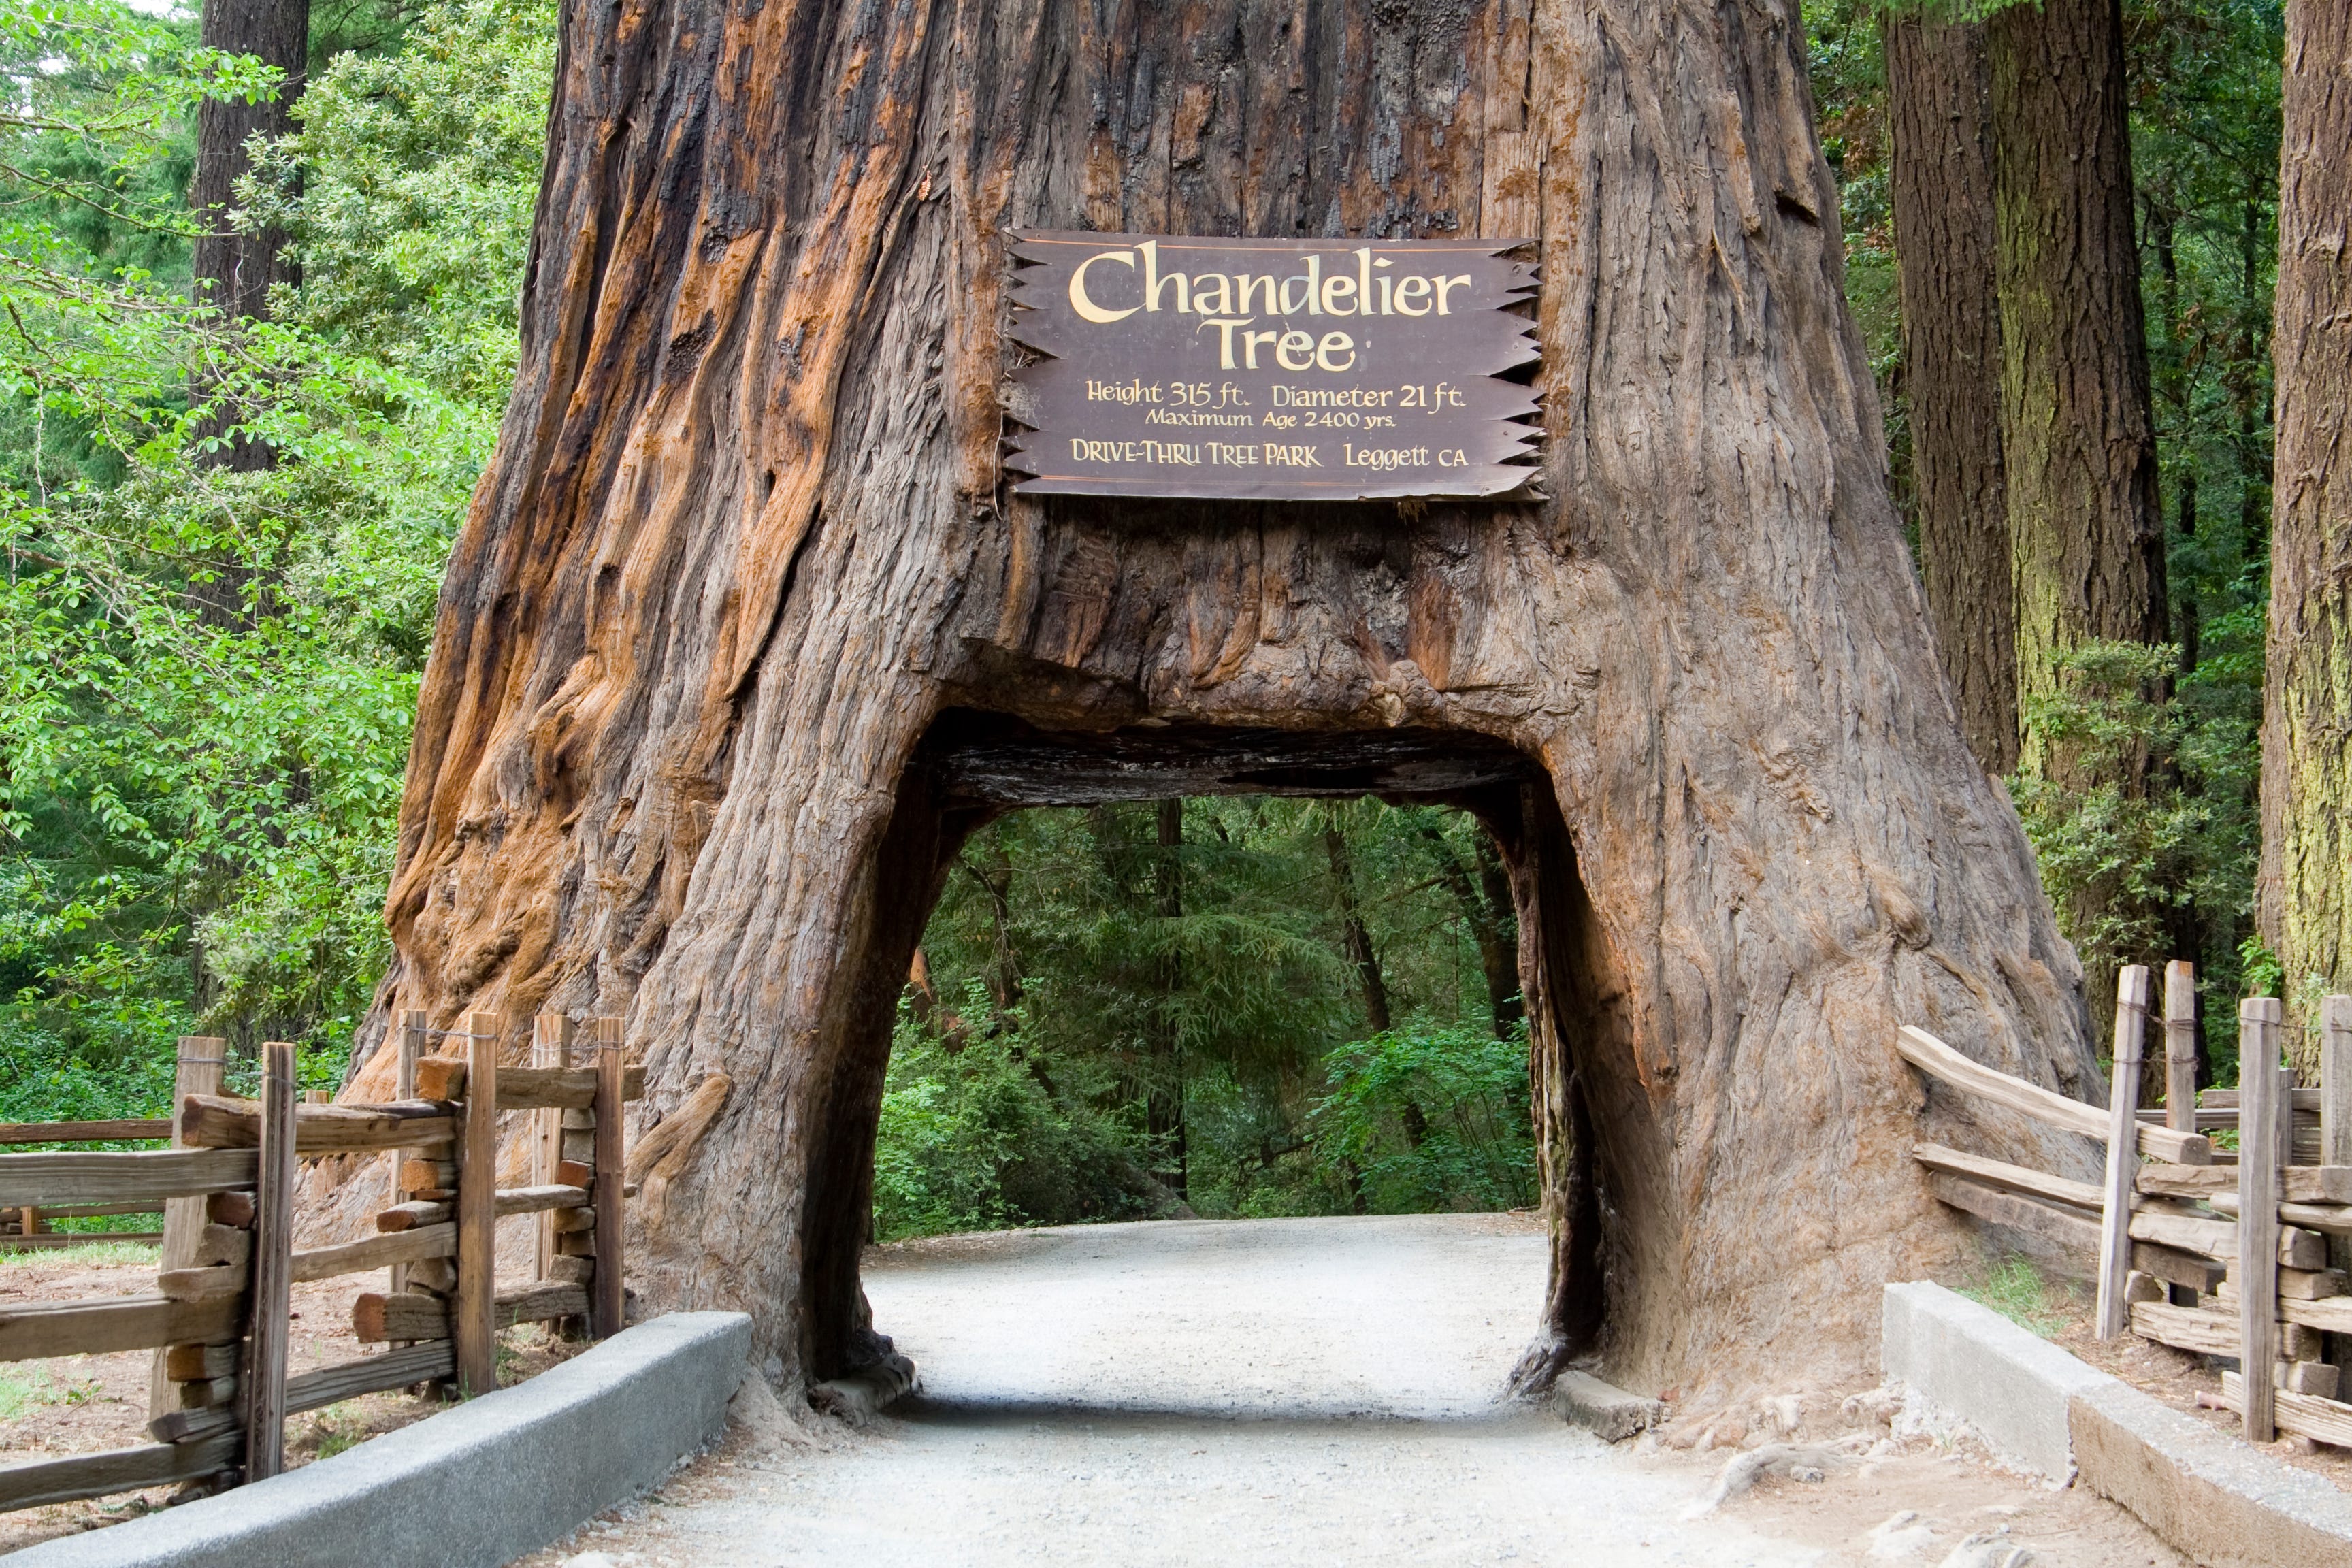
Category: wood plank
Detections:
[
  {"x1": 164, "y1": 1341, "x2": 238, "y2": 1382},
  {"x1": 1895, "y1": 1026, "x2": 2211, "y2": 1164},
  {"x1": 534, "y1": 1013, "x2": 572, "y2": 1282},
  {"x1": 0, "y1": 1119, "x2": 172, "y2": 1146},
  {"x1": 1914, "y1": 1147, "x2": 2104, "y2": 1216},
  {"x1": 0, "y1": 1148, "x2": 259, "y2": 1209},
  {"x1": 352, "y1": 1281, "x2": 590, "y2": 1343},
  {"x1": 150, "y1": 1341, "x2": 457, "y2": 1444},
  {"x1": 2138, "y1": 1165, "x2": 2238, "y2": 1198},
  {"x1": 2238, "y1": 998, "x2": 2283, "y2": 1443},
  {"x1": 12, "y1": 1200, "x2": 166, "y2": 1222},
  {"x1": 413, "y1": 1058, "x2": 644, "y2": 1110},
  {"x1": 2220, "y1": 1370, "x2": 2352, "y2": 1449},
  {"x1": 389, "y1": 1008, "x2": 427, "y2": 1307},
  {"x1": 2163, "y1": 962, "x2": 2198, "y2": 1134},
  {"x1": 1927, "y1": 1171, "x2": 2100, "y2": 1254},
  {"x1": 2134, "y1": 1240, "x2": 2227, "y2": 1292},
  {"x1": 593, "y1": 1018, "x2": 625, "y2": 1338},
  {"x1": 291, "y1": 1223, "x2": 455, "y2": 1284},
  {"x1": 2127, "y1": 1206, "x2": 2237, "y2": 1260},
  {"x1": 178, "y1": 1095, "x2": 454, "y2": 1156},
  {"x1": 2284, "y1": 1295, "x2": 2352, "y2": 1335},
  {"x1": 2130, "y1": 1300, "x2": 2238, "y2": 1357},
  {"x1": 157, "y1": 1262, "x2": 248, "y2": 1303},
  {"x1": 2200, "y1": 1087, "x2": 2325, "y2": 1111},
  {"x1": 0, "y1": 1231, "x2": 163, "y2": 1250},
  {"x1": 206, "y1": 1191, "x2": 255, "y2": 1228},
  {"x1": 245, "y1": 1041, "x2": 295, "y2": 1482},
  {"x1": 0, "y1": 1293, "x2": 244, "y2": 1360},
  {"x1": 2327, "y1": 998, "x2": 2352, "y2": 1169},
  {"x1": 0, "y1": 1433, "x2": 240, "y2": 1514},
  {"x1": 2097, "y1": 966, "x2": 2151, "y2": 1337},
  {"x1": 2285, "y1": 1167, "x2": 2352, "y2": 1205},
  {"x1": 453, "y1": 1011, "x2": 500, "y2": 1394},
  {"x1": 376, "y1": 1189, "x2": 593, "y2": 1227}
]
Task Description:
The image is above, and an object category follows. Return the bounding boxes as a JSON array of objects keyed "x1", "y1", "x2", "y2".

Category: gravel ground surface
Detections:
[{"x1": 521, "y1": 1214, "x2": 2183, "y2": 1568}]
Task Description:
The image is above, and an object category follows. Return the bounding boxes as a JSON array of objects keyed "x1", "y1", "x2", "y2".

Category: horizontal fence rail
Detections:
[
  {"x1": 0, "y1": 1012, "x2": 700, "y2": 1520},
  {"x1": 1899, "y1": 962, "x2": 2352, "y2": 1449}
]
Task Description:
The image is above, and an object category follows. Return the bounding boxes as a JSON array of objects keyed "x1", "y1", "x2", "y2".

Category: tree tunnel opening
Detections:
[{"x1": 799, "y1": 710, "x2": 1614, "y2": 1386}]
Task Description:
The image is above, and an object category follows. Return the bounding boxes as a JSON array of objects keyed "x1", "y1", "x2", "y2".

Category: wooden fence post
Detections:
[
  {"x1": 150, "y1": 1036, "x2": 225, "y2": 1419},
  {"x1": 2163, "y1": 962, "x2": 2199, "y2": 1134},
  {"x1": 244, "y1": 1042, "x2": 296, "y2": 1482},
  {"x1": 453, "y1": 1011, "x2": 502, "y2": 1396},
  {"x1": 533, "y1": 1013, "x2": 574, "y2": 1280},
  {"x1": 2322, "y1": 996, "x2": 2352, "y2": 1167},
  {"x1": 2240, "y1": 996, "x2": 2283, "y2": 1443},
  {"x1": 591, "y1": 1016, "x2": 624, "y2": 1339},
  {"x1": 2096, "y1": 966, "x2": 2151, "y2": 1338},
  {"x1": 388, "y1": 1009, "x2": 427, "y2": 1311}
]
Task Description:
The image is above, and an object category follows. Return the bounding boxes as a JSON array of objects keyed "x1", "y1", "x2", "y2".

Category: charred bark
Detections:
[
  {"x1": 344, "y1": 0, "x2": 2098, "y2": 1400},
  {"x1": 1885, "y1": 10, "x2": 2015, "y2": 775},
  {"x1": 2258, "y1": 0, "x2": 2352, "y2": 1064}
]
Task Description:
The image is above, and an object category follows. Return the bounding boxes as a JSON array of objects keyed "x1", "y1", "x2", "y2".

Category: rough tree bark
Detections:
[
  {"x1": 1885, "y1": 9, "x2": 2014, "y2": 775},
  {"x1": 2258, "y1": 0, "x2": 2352, "y2": 1066},
  {"x1": 1323, "y1": 815, "x2": 1392, "y2": 1034},
  {"x1": 1984, "y1": 0, "x2": 2168, "y2": 768},
  {"x1": 1420, "y1": 818, "x2": 1522, "y2": 1039},
  {"x1": 339, "y1": 0, "x2": 2097, "y2": 1401},
  {"x1": 190, "y1": 0, "x2": 310, "y2": 470}
]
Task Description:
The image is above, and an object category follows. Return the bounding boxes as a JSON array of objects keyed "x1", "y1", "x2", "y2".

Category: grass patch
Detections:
[
  {"x1": 1959, "y1": 1252, "x2": 2080, "y2": 1338},
  {"x1": 0, "y1": 1239, "x2": 161, "y2": 1266},
  {"x1": 305, "y1": 1402, "x2": 372, "y2": 1461},
  {"x1": 0, "y1": 1367, "x2": 101, "y2": 1419}
]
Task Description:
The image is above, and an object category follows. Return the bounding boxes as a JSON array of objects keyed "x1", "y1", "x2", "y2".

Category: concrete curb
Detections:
[
  {"x1": 1882, "y1": 1279, "x2": 2108, "y2": 1482},
  {"x1": 1884, "y1": 1281, "x2": 2352, "y2": 1566},
  {"x1": 5, "y1": 1311, "x2": 751, "y2": 1568}
]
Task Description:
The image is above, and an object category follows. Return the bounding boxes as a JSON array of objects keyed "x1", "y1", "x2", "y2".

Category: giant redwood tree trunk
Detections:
[
  {"x1": 2258, "y1": 0, "x2": 2352, "y2": 1065},
  {"x1": 1886, "y1": 10, "x2": 2015, "y2": 777},
  {"x1": 344, "y1": 0, "x2": 2099, "y2": 1399}
]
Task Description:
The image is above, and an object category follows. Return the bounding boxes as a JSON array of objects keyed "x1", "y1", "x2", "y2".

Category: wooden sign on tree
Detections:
[{"x1": 1005, "y1": 233, "x2": 1539, "y2": 500}]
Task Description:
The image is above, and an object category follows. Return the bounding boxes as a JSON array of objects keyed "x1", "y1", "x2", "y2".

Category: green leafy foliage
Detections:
[
  {"x1": 1311, "y1": 1021, "x2": 1535, "y2": 1214},
  {"x1": 0, "y1": 0, "x2": 547, "y2": 1107}
]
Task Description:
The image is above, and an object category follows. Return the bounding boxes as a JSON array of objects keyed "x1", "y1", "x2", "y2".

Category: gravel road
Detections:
[{"x1": 525, "y1": 1213, "x2": 2182, "y2": 1568}]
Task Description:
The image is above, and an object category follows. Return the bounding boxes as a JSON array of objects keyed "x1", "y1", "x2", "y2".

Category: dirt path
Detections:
[{"x1": 521, "y1": 1214, "x2": 2179, "y2": 1567}]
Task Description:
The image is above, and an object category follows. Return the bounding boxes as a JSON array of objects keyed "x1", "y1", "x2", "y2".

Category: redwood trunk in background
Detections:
[
  {"x1": 346, "y1": 0, "x2": 2099, "y2": 1401},
  {"x1": 1985, "y1": 0, "x2": 2168, "y2": 765},
  {"x1": 2258, "y1": 0, "x2": 2352, "y2": 1066},
  {"x1": 190, "y1": 0, "x2": 309, "y2": 470},
  {"x1": 1886, "y1": 10, "x2": 2015, "y2": 776}
]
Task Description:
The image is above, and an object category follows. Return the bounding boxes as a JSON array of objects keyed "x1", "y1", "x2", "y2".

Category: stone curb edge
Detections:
[
  {"x1": 4, "y1": 1310, "x2": 753, "y2": 1568},
  {"x1": 1885, "y1": 1281, "x2": 2352, "y2": 1568}
]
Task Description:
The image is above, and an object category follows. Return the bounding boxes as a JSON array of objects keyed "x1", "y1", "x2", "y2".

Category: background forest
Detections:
[{"x1": 0, "y1": 0, "x2": 2307, "y2": 1235}]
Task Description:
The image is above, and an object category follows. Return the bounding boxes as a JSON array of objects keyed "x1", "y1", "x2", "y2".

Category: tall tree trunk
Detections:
[
  {"x1": 189, "y1": 0, "x2": 310, "y2": 472},
  {"x1": 1420, "y1": 820, "x2": 1522, "y2": 1040},
  {"x1": 1885, "y1": 10, "x2": 2016, "y2": 775},
  {"x1": 1322, "y1": 815, "x2": 1391, "y2": 1034},
  {"x1": 1987, "y1": 0, "x2": 2169, "y2": 770},
  {"x1": 2258, "y1": 0, "x2": 2352, "y2": 1068},
  {"x1": 1472, "y1": 832, "x2": 1524, "y2": 1038},
  {"x1": 1150, "y1": 798, "x2": 1186, "y2": 1196},
  {"x1": 340, "y1": 0, "x2": 2098, "y2": 1399}
]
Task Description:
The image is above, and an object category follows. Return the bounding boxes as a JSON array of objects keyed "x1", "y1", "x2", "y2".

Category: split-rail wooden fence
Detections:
[
  {"x1": 0, "y1": 1010, "x2": 647, "y2": 1514},
  {"x1": 1904, "y1": 962, "x2": 2352, "y2": 1448}
]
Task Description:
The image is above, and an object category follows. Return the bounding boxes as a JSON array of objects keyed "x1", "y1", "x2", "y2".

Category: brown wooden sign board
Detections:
[{"x1": 1004, "y1": 232, "x2": 1538, "y2": 501}]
